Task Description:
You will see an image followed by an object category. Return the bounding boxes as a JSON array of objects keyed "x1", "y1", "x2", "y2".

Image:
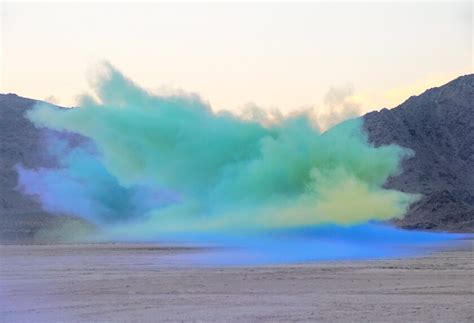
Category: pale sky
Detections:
[{"x1": 1, "y1": 1, "x2": 472, "y2": 119}]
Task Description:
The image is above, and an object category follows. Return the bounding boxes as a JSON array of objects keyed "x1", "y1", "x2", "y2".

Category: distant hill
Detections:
[
  {"x1": 0, "y1": 75, "x2": 473, "y2": 243},
  {"x1": 0, "y1": 94, "x2": 91, "y2": 243},
  {"x1": 364, "y1": 74, "x2": 474, "y2": 232}
]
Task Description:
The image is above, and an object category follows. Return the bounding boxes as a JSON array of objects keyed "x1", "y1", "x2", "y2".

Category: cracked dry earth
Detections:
[{"x1": 1, "y1": 241, "x2": 473, "y2": 322}]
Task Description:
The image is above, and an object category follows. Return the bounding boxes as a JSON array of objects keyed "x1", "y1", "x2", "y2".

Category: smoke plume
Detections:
[{"x1": 14, "y1": 63, "x2": 459, "y2": 265}]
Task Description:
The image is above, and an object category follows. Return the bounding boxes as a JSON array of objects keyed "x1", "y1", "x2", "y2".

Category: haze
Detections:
[{"x1": 1, "y1": 1, "x2": 472, "y2": 115}]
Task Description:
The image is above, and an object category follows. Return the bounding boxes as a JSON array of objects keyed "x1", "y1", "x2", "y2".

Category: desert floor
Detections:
[{"x1": 1, "y1": 241, "x2": 473, "y2": 322}]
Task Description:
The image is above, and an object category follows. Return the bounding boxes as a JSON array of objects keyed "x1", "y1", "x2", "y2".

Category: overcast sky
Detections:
[{"x1": 1, "y1": 1, "x2": 472, "y2": 117}]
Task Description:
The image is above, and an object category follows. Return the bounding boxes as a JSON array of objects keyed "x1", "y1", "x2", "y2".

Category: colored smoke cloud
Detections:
[
  {"x1": 17, "y1": 62, "x2": 419, "y2": 235},
  {"x1": 15, "y1": 63, "x2": 463, "y2": 265}
]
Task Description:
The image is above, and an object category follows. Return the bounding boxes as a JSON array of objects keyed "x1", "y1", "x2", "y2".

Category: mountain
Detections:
[
  {"x1": 0, "y1": 94, "x2": 92, "y2": 243},
  {"x1": 0, "y1": 75, "x2": 473, "y2": 243},
  {"x1": 364, "y1": 74, "x2": 474, "y2": 231}
]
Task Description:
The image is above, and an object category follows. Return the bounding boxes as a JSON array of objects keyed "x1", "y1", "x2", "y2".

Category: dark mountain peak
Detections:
[
  {"x1": 2, "y1": 93, "x2": 19, "y2": 98},
  {"x1": 0, "y1": 94, "x2": 90, "y2": 243},
  {"x1": 397, "y1": 74, "x2": 473, "y2": 111},
  {"x1": 366, "y1": 74, "x2": 474, "y2": 117},
  {"x1": 364, "y1": 74, "x2": 474, "y2": 232},
  {"x1": 0, "y1": 93, "x2": 69, "y2": 110},
  {"x1": 0, "y1": 93, "x2": 37, "y2": 109}
]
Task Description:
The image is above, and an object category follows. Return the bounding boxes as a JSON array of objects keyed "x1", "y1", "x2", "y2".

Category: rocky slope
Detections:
[
  {"x1": 0, "y1": 94, "x2": 92, "y2": 243},
  {"x1": 364, "y1": 74, "x2": 474, "y2": 232}
]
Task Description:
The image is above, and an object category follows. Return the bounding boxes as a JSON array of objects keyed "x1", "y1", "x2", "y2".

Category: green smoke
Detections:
[{"x1": 26, "y1": 63, "x2": 417, "y2": 233}]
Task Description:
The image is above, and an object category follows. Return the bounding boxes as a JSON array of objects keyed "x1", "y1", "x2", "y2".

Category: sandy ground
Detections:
[{"x1": 1, "y1": 241, "x2": 473, "y2": 322}]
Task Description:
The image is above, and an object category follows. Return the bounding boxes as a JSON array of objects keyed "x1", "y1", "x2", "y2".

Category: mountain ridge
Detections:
[{"x1": 364, "y1": 74, "x2": 473, "y2": 231}]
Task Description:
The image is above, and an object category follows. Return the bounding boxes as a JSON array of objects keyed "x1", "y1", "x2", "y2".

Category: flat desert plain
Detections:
[{"x1": 1, "y1": 241, "x2": 473, "y2": 322}]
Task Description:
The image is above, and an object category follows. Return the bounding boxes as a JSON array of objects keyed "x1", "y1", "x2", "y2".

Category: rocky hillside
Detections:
[
  {"x1": 0, "y1": 94, "x2": 92, "y2": 243},
  {"x1": 364, "y1": 74, "x2": 474, "y2": 232}
]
